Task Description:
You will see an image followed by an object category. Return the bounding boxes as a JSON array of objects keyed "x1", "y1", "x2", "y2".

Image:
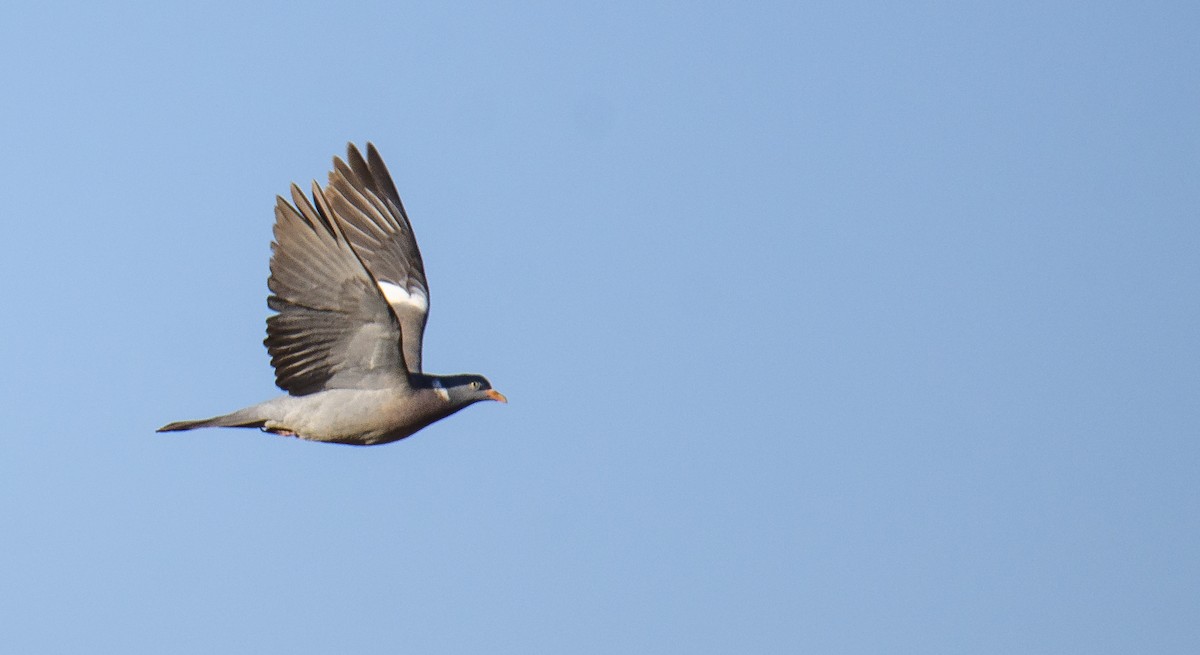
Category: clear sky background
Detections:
[{"x1": 1, "y1": 1, "x2": 1197, "y2": 653}]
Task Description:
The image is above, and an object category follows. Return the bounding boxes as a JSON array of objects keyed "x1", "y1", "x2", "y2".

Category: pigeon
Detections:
[{"x1": 158, "y1": 143, "x2": 505, "y2": 445}]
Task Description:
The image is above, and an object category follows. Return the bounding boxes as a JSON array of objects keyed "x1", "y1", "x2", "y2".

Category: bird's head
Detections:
[{"x1": 432, "y1": 374, "x2": 507, "y2": 406}]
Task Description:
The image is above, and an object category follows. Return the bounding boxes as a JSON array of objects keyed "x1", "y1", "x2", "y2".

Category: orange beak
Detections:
[{"x1": 485, "y1": 389, "x2": 508, "y2": 403}]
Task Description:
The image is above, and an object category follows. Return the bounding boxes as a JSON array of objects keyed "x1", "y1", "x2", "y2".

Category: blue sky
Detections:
[{"x1": 1, "y1": 1, "x2": 1197, "y2": 652}]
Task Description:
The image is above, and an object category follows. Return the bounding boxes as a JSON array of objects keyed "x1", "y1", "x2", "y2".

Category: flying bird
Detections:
[{"x1": 158, "y1": 143, "x2": 505, "y2": 445}]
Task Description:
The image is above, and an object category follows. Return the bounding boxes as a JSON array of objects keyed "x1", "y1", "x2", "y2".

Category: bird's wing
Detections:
[
  {"x1": 323, "y1": 143, "x2": 431, "y2": 374},
  {"x1": 265, "y1": 181, "x2": 410, "y2": 396}
]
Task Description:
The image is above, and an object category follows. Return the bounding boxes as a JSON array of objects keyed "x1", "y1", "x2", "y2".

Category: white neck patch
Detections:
[
  {"x1": 377, "y1": 281, "x2": 429, "y2": 312},
  {"x1": 431, "y1": 378, "x2": 450, "y2": 402}
]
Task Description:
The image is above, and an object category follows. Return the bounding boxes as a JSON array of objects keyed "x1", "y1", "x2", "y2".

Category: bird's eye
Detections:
[{"x1": 469, "y1": 381, "x2": 481, "y2": 390}]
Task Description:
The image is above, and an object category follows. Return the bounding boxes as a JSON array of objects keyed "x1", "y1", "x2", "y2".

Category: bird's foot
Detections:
[{"x1": 261, "y1": 426, "x2": 299, "y2": 438}]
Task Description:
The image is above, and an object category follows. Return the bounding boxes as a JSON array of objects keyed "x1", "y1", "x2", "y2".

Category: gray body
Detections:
[
  {"x1": 158, "y1": 144, "x2": 504, "y2": 445},
  {"x1": 162, "y1": 385, "x2": 473, "y2": 445}
]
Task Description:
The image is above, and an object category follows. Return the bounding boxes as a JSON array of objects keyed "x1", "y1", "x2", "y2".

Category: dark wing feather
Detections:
[
  {"x1": 265, "y1": 181, "x2": 409, "y2": 395},
  {"x1": 324, "y1": 143, "x2": 430, "y2": 373}
]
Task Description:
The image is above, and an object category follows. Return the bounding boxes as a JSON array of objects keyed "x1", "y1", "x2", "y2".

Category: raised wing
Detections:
[
  {"x1": 323, "y1": 143, "x2": 431, "y2": 374},
  {"x1": 265, "y1": 182, "x2": 409, "y2": 396}
]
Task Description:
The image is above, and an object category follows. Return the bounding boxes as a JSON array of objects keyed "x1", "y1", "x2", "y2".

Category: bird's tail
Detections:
[{"x1": 157, "y1": 409, "x2": 267, "y2": 433}]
